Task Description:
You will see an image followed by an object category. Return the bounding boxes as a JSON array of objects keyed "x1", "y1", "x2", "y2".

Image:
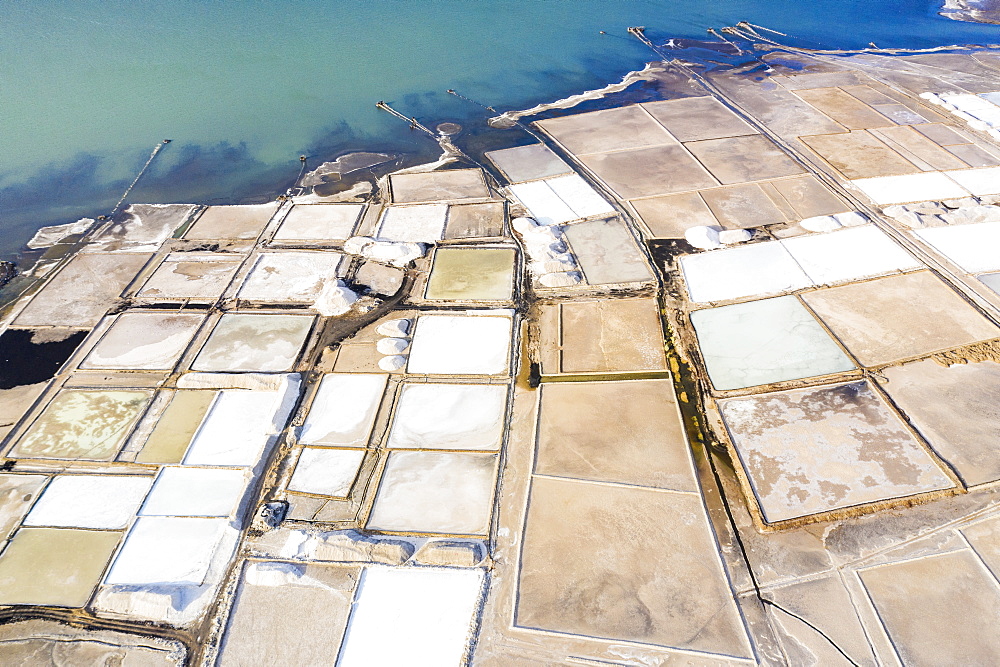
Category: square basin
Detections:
[
  {"x1": 184, "y1": 203, "x2": 279, "y2": 240},
  {"x1": 140, "y1": 466, "x2": 250, "y2": 517},
  {"x1": 375, "y1": 204, "x2": 448, "y2": 243},
  {"x1": 191, "y1": 313, "x2": 314, "y2": 372},
  {"x1": 719, "y1": 381, "x2": 955, "y2": 523},
  {"x1": 12, "y1": 389, "x2": 152, "y2": 461},
  {"x1": 104, "y1": 516, "x2": 228, "y2": 586},
  {"x1": 690, "y1": 296, "x2": 855, "y2": 391},
  {"x1": 300, "y1": 373, "x2": 388, "y2": 447},
  {"x1": 0, "y1": 527, "x2": 122, "y2": 606},
  {"x1": 366, "y1": 451, "x2": 498, "y2": 536},
  {"x1": 288, "y1": 448, "x2": 366, "y2": 497},
  {"x1": 535, "y1": 380, "x2": 697, "y2": 491},
  {"x1": 407, "y1": 314, "x2": 512, "y2": 376},
  {"x1": 24, "y1": 475, "x2": 152, "y2": 529},
  {"x1": 237, "y1": 252, "x2": 347, "y2": 303},
  {"x1": 80, "y1": 311, "x2": 205, "y2": 370},
  {"x1": 272, "y1": 204, "x2": 363, "y2": 241},
  {"x1": 389, "y1": 169, "x2": 490, "y2": 203},
  {"x1": 137, "y1": 253, "x2": 243, "y2": 301},
  {"x1": 425, "y1": 247, "x2": 515, "y2": 301},
  {"x1": 386, "y1": 383, "x2": 508, "y2": 451},
  {"x1": 801, "y1": 271, "x2": 999, "y2": 366},
  {"x1": 485, "y1": 143, "x2": 572, "y2": 183}
]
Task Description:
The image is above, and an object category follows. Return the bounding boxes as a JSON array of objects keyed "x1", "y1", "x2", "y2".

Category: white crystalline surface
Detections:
[
  {"x1": 336, "y1": 566, "x2": 485, "y2": 667},
  {"x1": 681, "y1": 242, "x2": 811, "y2": 303},
  {"x1": 237, "y1": 252, "x2": 346, "y2": 303},
  {"x1": 192, "y1": 313, "x2": 313, "y2": 373},
  {"x1": 273, "y1": 203, "x2": 363, "y2": 241},
  {"x1": 104, "y1": 516, "x2": 228, "y2": 586},
  {"x1": 81, "y1": 312, "x2": 205, "y2": 370},
  {"x1": 407, "y1": 315, "x2": 512, "y2": 375},
  {"x1": 23, "y1": 475, "x2": 153, "y2": 529},
  {"x1": 945, "y1": 167, "x2": 1000, "y2": 196},
  {"x1": 184, "y1": 388, "x2": 296, "y2": 466},
  {"x1": 367, "y1": 451, "x2": 498, "y2": 535},
  {"x1": 140, "y1": 467, "x2": 250, "y2": 517},
  {"x1": 288, "y1": 448, "x2": 366, "y2": 497},
  {"x1": 511, "y1": 175, "x2": 613, "y2": 226},
  {"x1": 851, "y1": 172, "x2": 969, "y2": 205},
  {"x1": 312, "y1": 279, "x2": 357, "y2": 316},
  {"x1": 781, "y1": 225, "x2": 920, "y2": 285},
  {"x1": 509, "y1": 180, "x2": 578, "y2": 226},
  {"x1": 916, "y1": 221, "x2": 1000, "y2": 273},
  {"x1": 544, "y1": 174, "x2": 616, "y2": 219},
  {"x1": 376, "y1": 204, "x2": 448, "y2": 243},
  {"x1": 27, "y1": 218, "x2": 94, "y2": 249},
  {"x1": 299, "y1": 374, "x2": 388, "y2": 447},
  {"x1": 387, "y1": 383, "x2": 508, "y2": 451},
  {"x1": 191, "y1": 314, "x2": 314, "y2": 373}
]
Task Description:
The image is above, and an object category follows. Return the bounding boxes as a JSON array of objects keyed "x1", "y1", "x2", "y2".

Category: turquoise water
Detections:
[{"x1": 1, "y1": 1, "x2": 997, "y2": 259}]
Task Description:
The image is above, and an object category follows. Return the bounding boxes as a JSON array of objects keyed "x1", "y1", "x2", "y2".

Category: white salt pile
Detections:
[
  {"x1": 313, "y1": 279, "x2": 357, "y2": 316},
  {"x1": 511, "y1": 216, "x2": 581, "y2": 287},
  {"x1": 343, "y1": 236, "x2": 426, "y2": 267}
]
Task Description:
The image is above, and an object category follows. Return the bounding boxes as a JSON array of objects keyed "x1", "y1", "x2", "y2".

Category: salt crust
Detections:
[
  {"x1": 336, "y1": 566, "x2": 485, "y2": 667},
  {"x1": 273, "y1": 203, "x2": 363, "y2": 241},
  {"x1": 288, "y1": 448, "x2": 366, "y2": 497},
  {"x1": 27, "y1": 218, "x2": 94, "y2": 249},
  {"x1": 104, "y1": 516, "x2": 229, "y2": 586},
  {"x1": 387, "y1": 383, "x2": 508, "y2": 451},
  {"x1": 508, "y1": 181, "x2": 577, "y2": 225},
  {"x1": 510, "y1": 175, "x2": 614, "y2": 226},
  {"x1": 185, "y1": 382, "x2": 299, "y2": 466},
  {"x1": 177, "y1": 372, "x2": 299, "y2": 391},
  {"x1": 299, "y1": 374, "x2": 388, "y2": 447},
  {"x1": 407, "y1": 315, "x2": 512, "y2": 375},
  {"x1": 683, "y1": 226, "x2": 919, "y2": 302},
  {"x1": 191, "y1": 313, "x2": 314, "y2": 373},
  {"x1": 237, "y1": 252, "x2": 346, "y2": 303},
  {"x1": 23, "y1": 475, "x2": 153, "y2": 529},
  {"x1": 852, "y1": 172, "x2": 970, "y2": 204},
  {"x1": 376, "y1": 204, "x2": 448, "y2": 243},
  {"x1": 544, "y1": 174, "x2": 616, "y2": 219},
  {"x1": 140, "y1": 467, "x2": 250, "y2": 517},
  {"x1": 916, "y1": 220, "x2": 1000, "y2": 273},
  {"x1": 781, "y1": 225, "x2": 921, "y2": 285},
  {"x1": 945, "y1": 167, "x2": 1000, "y2": 196},
  {"x1": 81, "y1": 312, "x2": 205, "y2": 370},
  {"x1": 682, "y1": 242, "x2": 811, "y2": 302}
]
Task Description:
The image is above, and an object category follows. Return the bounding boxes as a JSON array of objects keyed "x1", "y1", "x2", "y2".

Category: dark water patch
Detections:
[
  {"x1": 0, "y1": 154, "x2": 126, "y2": 259},
  {"x1": 0, "y1": 328, "x2": 88, "y2": 389}
]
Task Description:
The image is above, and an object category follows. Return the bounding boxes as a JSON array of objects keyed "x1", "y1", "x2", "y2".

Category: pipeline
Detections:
[
  {"x1": 109, "y1": 139, "x2": 171, "y2": 219},
  {"x1": 375, "y1": 101, "x2": 437, "y2": 138}
]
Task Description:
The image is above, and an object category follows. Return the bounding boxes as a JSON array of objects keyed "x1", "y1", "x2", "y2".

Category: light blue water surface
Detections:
[{"x1": 0, "y1": 1, "x2": 997, "y2": 258}]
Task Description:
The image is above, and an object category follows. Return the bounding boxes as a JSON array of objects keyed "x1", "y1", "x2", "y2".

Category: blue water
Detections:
[{"x1": 0, "y1": 1, "x2": 997, "y2": 259}]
